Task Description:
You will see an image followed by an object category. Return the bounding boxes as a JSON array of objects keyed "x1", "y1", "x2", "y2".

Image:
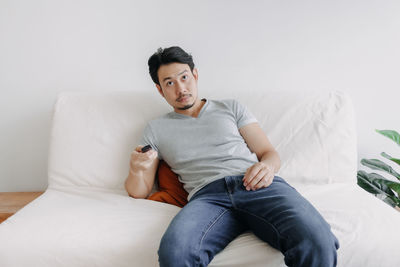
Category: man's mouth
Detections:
[{"x1": 177, "y1": 94, "x2": 192, "y2": 102}]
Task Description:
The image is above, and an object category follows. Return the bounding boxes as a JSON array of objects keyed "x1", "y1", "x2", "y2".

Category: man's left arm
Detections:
[{"x1": 239, "y1": 122, "x2": 281, "y2": 191}]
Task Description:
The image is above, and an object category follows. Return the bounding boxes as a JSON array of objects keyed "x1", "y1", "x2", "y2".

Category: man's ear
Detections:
[
  {"x1": 156, "y1": 84, "x2": 164, "y2": 97},
  {"x1": 192, "y1": 68, "x2": 199, "y2": 81}
]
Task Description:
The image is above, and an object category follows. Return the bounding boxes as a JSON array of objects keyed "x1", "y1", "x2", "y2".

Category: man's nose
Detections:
[{"x1": 175, "y1": 81, "x2": 186, "y2": 93}]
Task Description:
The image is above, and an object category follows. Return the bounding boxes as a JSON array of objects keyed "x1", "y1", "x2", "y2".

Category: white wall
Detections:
[{"x1": 1, "y1": 0, "x2": 399, "y2": 192}]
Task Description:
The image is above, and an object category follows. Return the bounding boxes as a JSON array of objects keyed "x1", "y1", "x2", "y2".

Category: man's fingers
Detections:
[
  {"x1": 131, "y1": 147, "x2": 157, "y2": 163},
  {"x1": 130, "y1": 149, "x2": 158, "y2": 171},
  {"x1": 254, "y1": 174, "x2": 274, "y2": 190},
  {"x1": 243, "y1": 162, "x2": 275, "y2": 191},
  {"x1": 243, "y1": 164, "x2": 262, "y2": 185},
  {"x1": 246, "y1": 169, "x2": 267, "y2": 190},
  {"x1": 148, "y1": 149, "x2": 158, "y2": 159},
  {"x1": 135, "y1": 146, "x2": 143, "y2": 152}
]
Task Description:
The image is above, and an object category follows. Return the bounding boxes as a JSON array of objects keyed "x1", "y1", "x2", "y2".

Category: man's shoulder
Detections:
[
  {"x1": 209, "y1": 98, "x2": 241, "y2": 110},
  {"x1": 147, "y1": 112, "x2": 175, "y2": 125},
  {"x1": 210, "y1": 98, "x2": 238, "y2": 104}
]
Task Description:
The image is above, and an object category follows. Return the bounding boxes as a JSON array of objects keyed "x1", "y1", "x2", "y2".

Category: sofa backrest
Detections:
[
  {"x1": 232, "y1": 90, "x2": 357, "y2": 185},
  {"x1": 47, "y1": 90, "x2": 357, "y2": 194}
]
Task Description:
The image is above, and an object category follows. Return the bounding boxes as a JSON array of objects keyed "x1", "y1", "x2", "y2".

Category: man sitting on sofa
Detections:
[{"x1": 124, "y1": 46, "x2": 339, "y2": 267}]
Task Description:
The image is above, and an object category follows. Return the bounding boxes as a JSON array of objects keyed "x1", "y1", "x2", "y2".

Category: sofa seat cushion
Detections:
[{"x1": 1, "y1": 183, "x2": 399, "y2": 267}]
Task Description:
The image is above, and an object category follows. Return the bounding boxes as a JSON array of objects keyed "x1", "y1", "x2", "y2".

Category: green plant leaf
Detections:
[
  {"x1": 388, "y1": 182, "x2": 400, "y2": 198},
  {"x1": 357, "y1": 171, "x2": 395, "y2": 196},
  {"x1": 357, "y1": 171, "x2": 400, "y2": 207},
  {"x1": 375, "y1": 193, "x2": 399, "y2": 207},
  {"x1": 376, "y1": 129, "x2": 400, "y2": 146},
  {"x1": 361, "y1": 158, "x2": 400, "y2": 180},
  {"x1": 381, "y1": 152, "x2": 400, "y2": 167}
]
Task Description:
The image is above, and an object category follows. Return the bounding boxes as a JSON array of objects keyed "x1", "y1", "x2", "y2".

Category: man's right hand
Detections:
[
  {"x1": 125, "y1": 146, "x2": 159, "y2": 198},
  {"x1": 129, "y1": 146, "x2": 158, "y2": 173}
]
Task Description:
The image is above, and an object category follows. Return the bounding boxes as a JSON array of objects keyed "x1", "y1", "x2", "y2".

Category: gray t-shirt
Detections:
[{"x1": 140, "y1": 99, "x2": 259, "y2": 200}]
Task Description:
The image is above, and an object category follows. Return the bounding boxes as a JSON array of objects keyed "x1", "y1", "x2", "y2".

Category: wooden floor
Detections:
[{"x1": 0, "y1": 192, "x2": 44, "y2": 223}]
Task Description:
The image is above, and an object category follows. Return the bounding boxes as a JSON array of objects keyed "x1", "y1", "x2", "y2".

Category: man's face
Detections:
[{"x1": 156, "y1": 63, "x2": 199, "y2": 112}]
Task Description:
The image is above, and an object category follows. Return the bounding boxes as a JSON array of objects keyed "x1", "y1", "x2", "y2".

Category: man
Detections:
[{"x1": 125, "y1": 46, "x2": 339, "y2": 267}]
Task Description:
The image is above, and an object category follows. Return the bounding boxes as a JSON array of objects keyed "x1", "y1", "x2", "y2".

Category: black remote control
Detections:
[{"x1": 141, "y1": 145, "x2": 152, "y2": 153}]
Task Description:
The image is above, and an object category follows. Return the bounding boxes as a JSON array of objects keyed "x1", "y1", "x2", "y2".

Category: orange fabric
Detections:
[{"x1": 147, "y1": 160, "x2": 188, "y2": 208}]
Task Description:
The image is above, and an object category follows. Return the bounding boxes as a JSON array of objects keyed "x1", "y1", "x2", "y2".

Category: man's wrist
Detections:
[{"x1": 260, "y1": 161, "x2": 277, "y2": 174}]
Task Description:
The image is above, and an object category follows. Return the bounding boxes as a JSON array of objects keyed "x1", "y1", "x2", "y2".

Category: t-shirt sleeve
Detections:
[
  {"x1": 139, "y1": 123, "x2": 163, "y2": 160},
  {"x1": 232, "y1": 99, "x2": 258, "y2": 129}
]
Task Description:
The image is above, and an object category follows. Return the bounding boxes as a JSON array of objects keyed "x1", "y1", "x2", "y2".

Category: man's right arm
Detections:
[{"x1": 124, "y1": 146, "x2": 159, "y2": 198}]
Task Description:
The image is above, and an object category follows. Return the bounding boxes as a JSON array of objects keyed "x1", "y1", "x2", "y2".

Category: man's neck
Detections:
[{"x1": 174, "y1": 98, "x2": 206, "y2": 118}]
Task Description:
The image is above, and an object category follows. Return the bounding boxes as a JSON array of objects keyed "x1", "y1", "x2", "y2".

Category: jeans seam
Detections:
[
  {"x1": 227, "y1": 191, "x2": 237, "y2": 209},
  {"x1": 236, "y1": 207, "x2": 288, "y2": 249},
  {"x1": 194, "y1": 208, "x2": 230, "y2": 267}
]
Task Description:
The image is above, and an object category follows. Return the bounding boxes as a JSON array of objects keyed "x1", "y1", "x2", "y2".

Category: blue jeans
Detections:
[{"x1": 158, "y1": 176, "x2": 339, "y2": 267}]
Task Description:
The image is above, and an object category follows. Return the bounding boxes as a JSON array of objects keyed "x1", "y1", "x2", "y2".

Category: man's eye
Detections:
[
  {"x1": 167, "y1": 81, "x2": 174, "y2": 86},
  {"x1": 182, "y1": 75, "x2": 188, "y2": 80}
]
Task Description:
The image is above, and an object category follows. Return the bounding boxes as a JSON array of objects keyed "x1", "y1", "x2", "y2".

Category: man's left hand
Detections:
[{"x1": 242, "y1": 162, "x2": 275, "y2": 191}]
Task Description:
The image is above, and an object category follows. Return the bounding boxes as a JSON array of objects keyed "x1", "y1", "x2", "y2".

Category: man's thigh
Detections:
[
  {"x1": 159, "y1": 197, "x2": 246, "y2": 266},
  {"x1": 232, "y1": 176, "x2": 335, "y2": 250}
]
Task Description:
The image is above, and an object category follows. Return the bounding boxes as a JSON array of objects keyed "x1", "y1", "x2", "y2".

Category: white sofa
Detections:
[{"x1": 1, "y1": 90, "x2": 399, "y2": 267}]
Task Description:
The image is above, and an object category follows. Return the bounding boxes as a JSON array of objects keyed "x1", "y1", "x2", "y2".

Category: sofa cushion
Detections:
[
  {"x1": 47, "y1": 91, "x2": 169, "y2": 194},
  {"x1": 147, "y1": 160, "x2": 188, "y2": 207}
]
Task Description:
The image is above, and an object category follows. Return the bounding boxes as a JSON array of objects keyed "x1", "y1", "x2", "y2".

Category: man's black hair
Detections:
[{"x1": 148, "y1": 46, "x2": 195, "y2": 85}]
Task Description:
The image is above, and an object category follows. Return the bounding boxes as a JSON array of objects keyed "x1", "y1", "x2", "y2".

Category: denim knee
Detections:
[
  {"x1": 286, "y1": 229, "x2": 339, "y2": 267},
  {"x1": 158, "y1": 229, "x2": 197, "y2": 267}
]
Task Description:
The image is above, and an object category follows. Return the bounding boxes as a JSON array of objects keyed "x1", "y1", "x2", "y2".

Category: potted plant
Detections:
[{"x1": 357, "y1": 129, "x2": 400, "y2": 211}]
